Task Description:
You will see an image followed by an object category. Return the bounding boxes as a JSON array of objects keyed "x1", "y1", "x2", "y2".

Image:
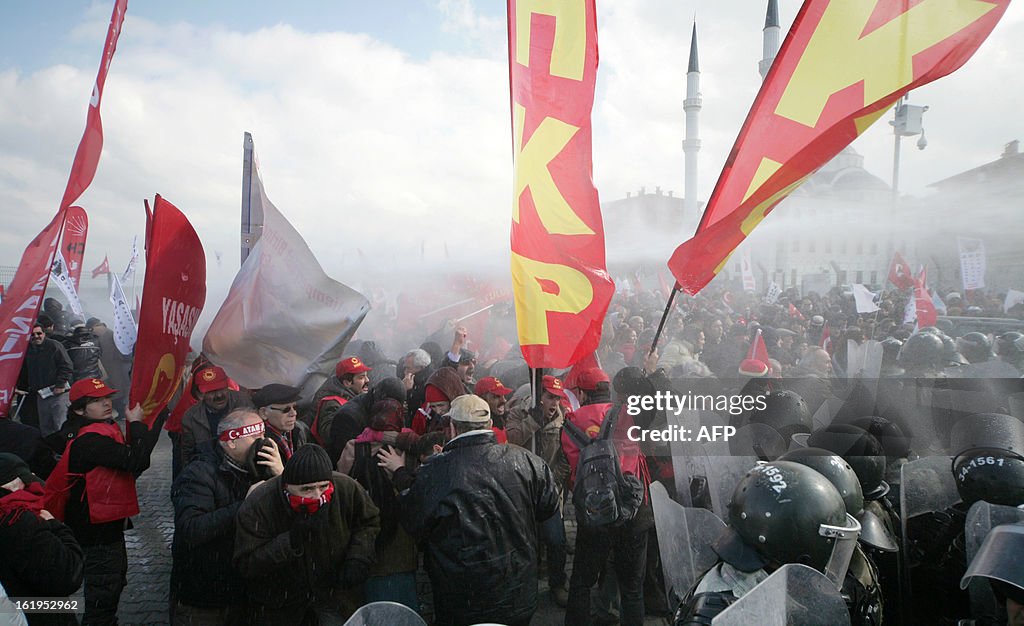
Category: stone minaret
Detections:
[
  {"x1": 759, "y1": 0, "x2": 780, "y2": 81},
  {"x1": 683, "y1": 22, "x2": 702, "y2": 218}
]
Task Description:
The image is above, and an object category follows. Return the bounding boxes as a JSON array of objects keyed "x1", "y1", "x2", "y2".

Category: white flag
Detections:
[
  {"x1": 121, "y1": 235, "x2": 139, "y2": 284},
  {"x1": 957, "y1": 237, "x2": 986, "y2": 291},
  {"x1": 764, "y1": 281, "x2": 781, "y2": 304},
  {"x1": 50, "y1": 251, "x2": 85, "y2": 317},
  {"x1": 1005, "y1": 289, "x2": 1024, "y2": 313},
  {"x1": 108, "y1": 271, "x2": 137, "y2": 356},
  {"x1": 903, "y1": 294, "x2": 917, "y2": 325},
  {"x1": 203, "y1": 133, "x2": 370, "y2": 390},
  {"x1": 741, "y1": 249, "x2": 756, "y2": 293},
  {"x1": 852, "y1": 284, "x2": 880, "y2": 314}
]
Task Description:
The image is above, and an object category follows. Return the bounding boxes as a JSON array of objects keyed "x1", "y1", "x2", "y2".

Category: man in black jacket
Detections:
[
  {"x1": 0, "y1": 454, "x2": 83, "y2": 626},
  {"x1": 171, "y1": 409, "x2": 283, "y2": 625},
  {"x1": 400, "y1": 394, "x2": 559, "y2": 626},
  {"x1": 17, "y1": 324, "x2": 73, "y2": 435}
]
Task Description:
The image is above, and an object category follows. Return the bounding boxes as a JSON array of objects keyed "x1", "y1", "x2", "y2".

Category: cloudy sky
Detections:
[{"x1": 2, "y1": 0, "x2": 1021, "y2": 311}]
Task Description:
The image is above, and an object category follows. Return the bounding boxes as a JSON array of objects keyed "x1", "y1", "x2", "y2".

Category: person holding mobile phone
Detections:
[{"x1": 170, "y1": 409, "x2": 283, "y2": 625}]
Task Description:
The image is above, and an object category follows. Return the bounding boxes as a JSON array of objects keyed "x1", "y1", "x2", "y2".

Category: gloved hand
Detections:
[{"x1": 339, "y1": 559, "x2": 370, "y2": 589}]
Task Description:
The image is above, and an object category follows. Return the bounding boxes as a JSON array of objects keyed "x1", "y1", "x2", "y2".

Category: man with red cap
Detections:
[
  {"x1": 411, "y1": 367, "x2": 465, "y2": 435},
  {"x1": 180, "y1": 366, "x2": 253, "y2": 466},
  {"x1": 44, "y1": 378, "x2": 163, "y2": 625},
  {"x1": 310, "y1": 356, "x2": 372, "y2": 446},
  {"x1": 473, "y1": 376, "x2": 513, "y2": 443}
]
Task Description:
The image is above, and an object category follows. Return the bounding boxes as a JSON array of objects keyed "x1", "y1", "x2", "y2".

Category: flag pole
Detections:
[{"x1": 649, "y1": 285, "x2": 680, "y2": 357}]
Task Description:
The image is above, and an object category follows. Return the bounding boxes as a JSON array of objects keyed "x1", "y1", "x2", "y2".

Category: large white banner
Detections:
[
  {"x1": 50, "y1": 251, "x2": 85, "y2": 318},
  {"x1": 740, "y1": 249, "x2": 756, "y2": 293},
  {"x1": 203, "y1": 133, "x2": 370, "y2": 390},
  {"x1": 957, "y1": 236, "x2": 986, "y2": 291},
  {"x1": 851, "y1": 284, "x2": 880, "y2": 314},
  {"x1": 108, "y1": 270, "x2": 137, "y2": 356}
]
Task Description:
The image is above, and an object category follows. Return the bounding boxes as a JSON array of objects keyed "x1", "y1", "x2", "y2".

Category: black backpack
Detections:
[{"x1": 563, "y1": 404, "x2": 644, "y2": 528}]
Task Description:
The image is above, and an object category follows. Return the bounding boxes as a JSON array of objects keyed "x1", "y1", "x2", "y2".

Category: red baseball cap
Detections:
[
  {"x1": 69, "y1": 378, "x2": 118, "y2": 403},
  {"x1": 195, "y1": 366, "x2": 230, "y2": 393},
  {"x1": 474, "y1": 376, "x2": 513, "y2": 397},
  {"x1": 336, "y1": 356, "x2": 372, "y2": 377},
  {"x1": 575, "y1": 368, "x2": 610, "y2": 391},
  {"x1": 541, "y1": 375, "x2": 566, "y2": 399}
]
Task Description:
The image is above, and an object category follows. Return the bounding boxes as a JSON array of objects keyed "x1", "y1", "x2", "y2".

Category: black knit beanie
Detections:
[
  {"x1": 282, "y1": 444, "x2": 332, "y2": 485},
  {"x1": 0, "y1": 453, "x2": 31, "y2": 487}
]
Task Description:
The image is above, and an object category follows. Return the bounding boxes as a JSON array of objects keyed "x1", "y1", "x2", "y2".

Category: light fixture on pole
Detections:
[{"x1": 890, "y1": 96, "x2": 929, "y2": 200}]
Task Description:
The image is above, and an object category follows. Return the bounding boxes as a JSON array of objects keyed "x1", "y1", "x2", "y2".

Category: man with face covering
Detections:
[
  {"x1": 234, "y1": 444, "x2": 380, "y2": 625},
  {"x1": 180, "y1": 367, "x2": 253, "y2": 466},
  {"x1": 171, "y1": 409, "x2": 283, "y2": 625}
]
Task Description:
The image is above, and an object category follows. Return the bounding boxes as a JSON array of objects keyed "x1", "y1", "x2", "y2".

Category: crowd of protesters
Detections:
[{"x1": 2, "y1": 277, "x2": 1024, "y2": 625}]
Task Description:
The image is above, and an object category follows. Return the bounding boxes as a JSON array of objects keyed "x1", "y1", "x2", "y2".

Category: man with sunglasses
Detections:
[
  {"x1": 254, "y1": 384, "x2": 311, "y2": 462},
  {"x1": 16, "y1": 323, "x2": 73, "y2": 435}
]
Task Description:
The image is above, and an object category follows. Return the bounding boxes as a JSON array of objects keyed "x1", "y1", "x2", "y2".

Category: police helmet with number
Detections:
[
  {"x1": 715, "y1": 461, "x2": 850, "y2": 572},
  {"x1": 951, "y1": 413, "x2": 1024, "y2": 507}
]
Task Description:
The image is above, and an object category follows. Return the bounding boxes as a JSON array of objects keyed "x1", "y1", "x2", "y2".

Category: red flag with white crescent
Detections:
[{"x1": 129, "y1": 196, "x2": 207, "y2": 427}]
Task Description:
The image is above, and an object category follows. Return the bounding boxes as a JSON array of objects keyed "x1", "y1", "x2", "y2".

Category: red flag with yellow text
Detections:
[
  {"x1": 129, "y1": 196, "x2": 207, "y2": 426},
  {"x1": 667, "y1": 0, "x2": 1009, "y2": 295},
  {"x1": 508, "y1": 0, "x2": 613, "y2": 368}
]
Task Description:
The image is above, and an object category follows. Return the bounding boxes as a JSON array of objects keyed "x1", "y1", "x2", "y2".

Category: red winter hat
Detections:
[
  {"x1": 575, "y1": 368, "x2": 610, "y2": 391},
  {"x1": 474, "y1": 376, "x2": 513, "y2": 397},
  {"x1": 541, "y1": 375, "x2": 566, "y2": 399},
  {"x1": 336, "y1": 356, "x2": 372, "y2": 377},
  {"x1": 69, "y1": 378, "x2": 118, "y2": 403},
  {"x1": 195, "y1": 366, "x2": 230, "y2": 393},
  {"x1": 424, "y1": 384, "x2": 450, "y2": 404}
]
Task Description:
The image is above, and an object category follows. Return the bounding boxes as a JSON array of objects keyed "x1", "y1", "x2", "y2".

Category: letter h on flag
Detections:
[
  {"x1": 665, "y1": 0, "x2": 1010, "y2": 295},
  {"x1": 507, "y1": 0, "x2": 614, "y2": 369}
]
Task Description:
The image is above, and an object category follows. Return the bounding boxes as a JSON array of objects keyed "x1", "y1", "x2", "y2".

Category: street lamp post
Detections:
[{"x1": 890, "y1": 96, "x2": 929, "y2": 200}]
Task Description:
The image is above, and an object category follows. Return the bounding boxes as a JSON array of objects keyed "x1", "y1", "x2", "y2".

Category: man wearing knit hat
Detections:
[
  {"x1": 235, "y1": 444, "x2": 380, "y2": 625},
  {"x1": 180, "y1": 366, "x2": 253, "y2": 466},
  {"x1": 401, "y1": 394, "x2": 559, "y2": 626},
  {"x1": 171, "y1": 409, "x2": 283, "y2": 624}
]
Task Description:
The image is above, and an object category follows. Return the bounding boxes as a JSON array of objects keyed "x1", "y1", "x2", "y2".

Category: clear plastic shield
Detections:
[
  {"x1": 651, "y1": 481, "x2": 728, "y2": 608},
  {"x1": 711, "y1": 563, "x2": 851, "y2": 626},
  {"x1": 343, "y1": 601, "x2": 426, "y2": 626},
  {"x1": 900, "y1": 455, "x2": 960, "y2": 527},
  {"x1": 962, "y1": 501, "x2": 1024, "y2": 623},
  {"x1": 671, "y1": 409, "x2": 715, "y2": 507}
]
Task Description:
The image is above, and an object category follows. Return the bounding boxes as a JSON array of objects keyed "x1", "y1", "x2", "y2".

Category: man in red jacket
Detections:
[{"x1": 45, "y1": 378, "x2": 163, "y2": 625}]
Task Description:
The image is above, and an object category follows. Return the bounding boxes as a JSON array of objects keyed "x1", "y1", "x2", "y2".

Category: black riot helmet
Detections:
[
  {"x1": 957, "y1": 332, "x2": 993, "y2": 364},
  {"x1": 939, "y1": 333, "x2": 967, "y2": 367},
  {"x1": 996, "y1": 332, "x2": 1024, "y2": 365},
  {"x1": 807, "y1": 424, "x2": 889, "y2": 501},
  {"x1": 715, "y1": 461, "x2": 852, "y2": 573},
  {"x1": 951, "y1": 413, "x2": 1024, "y2": 507},
  {"x1": 879, "y1": 337, "x2": 905, "y2": 376},
  {"x1": 898, "y1": 332, "x2": 945, "y2": 373},
  {"x1": 777, "y1": 448, "x2": 864, "y2": 516},
  {"x1": 740, "y1": 389, "x2": 811, "y2": 439},
  {"x1": 847, "y1": 416, "x2": 911, "y2": 462}
]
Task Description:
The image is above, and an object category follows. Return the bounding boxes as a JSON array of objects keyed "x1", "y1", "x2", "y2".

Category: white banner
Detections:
[
  {"x1": 121, "y1": 235, "x2": 139, "y2": 284},
  {"x1": 740, "y1": 249, "x2": 756, "y2": 293},
  {"x1": 50, "y1": 251, "x2": 85, "y2": 318},
  {"x1": 904, "y1": 295, "x2": 917, "y2": 325},
  {"x1": 108, "y1": 271, "x2": 137, "y2": 356},
  {"x1": 1005, "y1": 289, "x2": 1024, "y2": 313},
  {"x1": 203, "y1": 133, "x2": 370, "y2": 390},
  {"x1": 851, "y1": 283, "x2": 880, "y2": 314},
  {"x1": 764, "y1": 281, "x2": 781, "y2": 304},
  {"x1": 957, "y1": 236, "x2": 986, "y2": 291}
]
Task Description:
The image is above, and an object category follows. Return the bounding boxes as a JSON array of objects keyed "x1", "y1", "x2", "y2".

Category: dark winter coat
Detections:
[
  {"x1": 171, "y1": 442, "x2": 255, "y2": 608},
  {"x1": 64, "y1": 331, "x2": 103, "y2": 381},
  {"x1": 311, "y1": 375, "x2": 358, "y2": 448},
  {"x1": 400, "y1": 430, "x2": 559, "y2": 625},
  {"x1": 18, "y1": 338, "x2": 73, "y2": 392},
  {"x1": 265, "y1": 420, "x2": 312, "y2": 462},
  {"x1": 0, "y1": 496, "x2": 83, "y2": 626},
  {"x1": 233, "y1": 473, "x2": 380, "y2": 615}
]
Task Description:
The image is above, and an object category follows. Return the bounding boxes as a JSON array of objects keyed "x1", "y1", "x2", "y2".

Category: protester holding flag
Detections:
[{"x1": 44, "y1": 378, "x2": 163, "y2": 626}]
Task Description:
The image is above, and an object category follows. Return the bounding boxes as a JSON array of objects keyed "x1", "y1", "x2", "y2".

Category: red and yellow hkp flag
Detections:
[
  {"x1": 507, "y1": 0, "x2": 613, "y2": 368},
  {"x1": 668, "y1": 0, "x2": 1010, "y2": 295}
]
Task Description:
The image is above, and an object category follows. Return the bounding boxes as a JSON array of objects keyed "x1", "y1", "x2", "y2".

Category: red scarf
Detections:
[
  {"x1": 0, "y1": 482, "x2": 45, "y2": 525},
  {"x1": 285, "y1": 481, "x2": 334, "y2": 515}
]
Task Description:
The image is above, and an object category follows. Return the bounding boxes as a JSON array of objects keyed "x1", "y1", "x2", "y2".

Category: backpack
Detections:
[{"x1": 563, "y1": 404, "x2": 644, "y2": 528}]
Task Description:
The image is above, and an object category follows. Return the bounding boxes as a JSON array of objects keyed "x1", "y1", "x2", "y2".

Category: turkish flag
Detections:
[
  {"x1": 129, "y1": 196, "x2": 207, "y2": 426},
  {"x1": 788, "y1": 302, "x2": 806, "y2": 321},
  {"x1": 888, "y1": 252, "x2": 915, "y2": 290},
  {"x1": 91, "y1": 255, "x2": 111, "y2": 279},
  {"x1": 913, "y1": 267, "x2": 937, "y2": 328}
]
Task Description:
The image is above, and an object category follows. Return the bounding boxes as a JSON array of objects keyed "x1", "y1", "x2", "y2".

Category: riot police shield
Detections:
[
  {"x1": 962, "y1": 501, "x2": 1024, "y2": 624},
  {"x1": 343, "y1": 601, "x2": 427, "y2": 626},
  {"x1": 651, "y1": 481, "x2": 727, "y2": 609},
  {"x1": 669, "y1": 409, "x2": 758, "y2": 517},
  {"x1": 900, "y1": 455, "x2": 960, "y2": 535},
  {"x1": 710, "y1": 564, "x2": 851, "y2": 626}
]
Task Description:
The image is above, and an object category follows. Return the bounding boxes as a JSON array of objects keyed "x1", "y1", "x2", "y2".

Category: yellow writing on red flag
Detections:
[
  {"x1": 667, "y1": 0, "x2": 1009, "y2": 295},
  {"x1": 508, "y1": 0, "x2": 613, "y2": 368}
]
